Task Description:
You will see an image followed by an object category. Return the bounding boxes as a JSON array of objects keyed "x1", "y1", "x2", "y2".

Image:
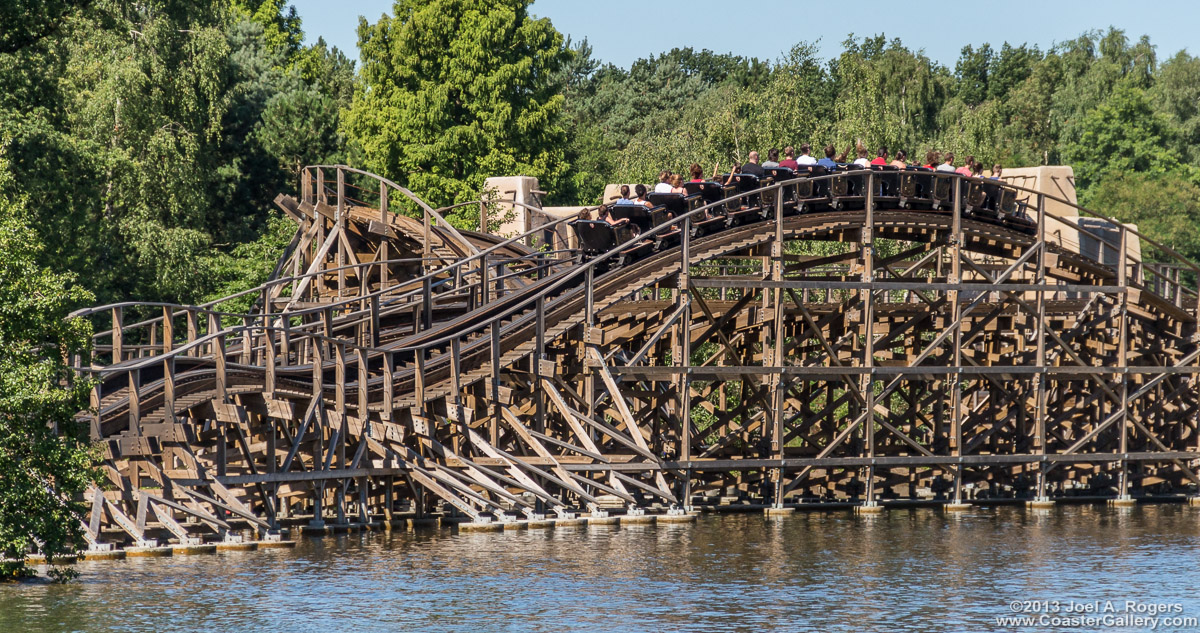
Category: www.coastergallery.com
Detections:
[
  {"x1": 994, "y1": 614, "x2": 1198, "y2": 629},
  {"x1": 994, "y1": 601, "x2": 1195, "y2": 629}
]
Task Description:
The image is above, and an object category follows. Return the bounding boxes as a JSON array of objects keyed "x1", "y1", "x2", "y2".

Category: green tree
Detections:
[
  {"x1": 1048, "y1": 29, "x2": 1157, "y2": 162},
  {"x1": 637, "y1": 46, "x2": 770, "y2": 90},
  {"x1": 1082, "y1": 171, "x2": 1200, "y2": 264},
  {"x1": 1150, "y1": 51, "x2": 1200, "y2": 164},
  {"x1": 829, "y1": 35, "x2": 950, "y2": 156},
  {"x1": 0, "y1": 1, "x2": 233, "y2": 303},
  {"x1": 0, "y1": 151, "x2": 96, "y2": 580},
  {"x1": 987, "y1": 42, "x2": 1040, "y2": 101},
  {"x1": 550, "y1": 37, "x2": 608, "y2": 204},
  {"x1": 0, "y1": 0, "x2": 90, "y2": 54},
  {"x1": 1, "y1": 1, "x2": 351, "y2": 306},
  {"x1": 1061, "y1": 83, "x2": 1181, "y2": 189},
  {"x1": 231, "y1": 0, "x2": 303, "y2": 61},
  {"x1": 1001, "y1": 50, "x2": 1062, "y2": 165},
  {"x1": 344, "y1": 0, "x2": 570, "y2": 221},
  {"x1": 294, "y1": 36, "x2": 357, "y2": 108},
  {"x1": 741, "y1": 43, "x2": 831, "y2": 156},
  {"x1": 955, "y1": 43, "x2": 993, "y2": 106}
]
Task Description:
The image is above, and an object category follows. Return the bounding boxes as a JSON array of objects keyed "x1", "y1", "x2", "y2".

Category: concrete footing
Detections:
[
  {"x1": 658, "y1": 510, "x2": 697, "y2": 524},
  {"x1": 172, "y1": 543, "x2": 217, "y2": 555},
  {"x1": 854, "y1": 502, "x2": 884, "y2": 515},
  {"x1": 619, "y1": 514, "x2": 656, "y2": 525},
  {"x1": 83, "y1": 549, "x2": 125, "y2": 561},
  {"x1": 216, "y1": 541, "x2": 258, "y2": 552},
  {"x1": 944, "y1": 502, "x2": 972, "y2": 512},
  {"x1": 502, "y1": 521, "x2": 528, "y2": 531},
  {"x1": 125, "y1": 545, "x2": 173, "y2": 557},
  {"x1": 1188, "y1": 497, "x2": 1200, "y2": 507},
  {"x1": 526, "y1": 519, "x2": 555, "y2": 529},
  {"x1": 588, "y1": 511, "x2": 620, "y2": 526},
  {"x1": 1026, "y1": 497, "x2": 1056, "y2": 509},
  {"x1": 764, "y1": 505, "x2": 796, "y2": 516},
  {"x1": 256, "y1": 540, "x2": 298, "y2": 549},
  {"x1": 1108, "y1": 496, "x2": 1137, "y2": 508},
  {"x1": 458, "y1": 521, "x2": 503, "y2": 533},
  {"x1": 553, "y1": 517, "x2": 587, "y2": 528}
]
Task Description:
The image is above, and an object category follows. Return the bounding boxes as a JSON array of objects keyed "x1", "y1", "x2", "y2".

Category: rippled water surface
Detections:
[{"x1": 4, "y1": 504, "x2": 1200, "y2": 632}]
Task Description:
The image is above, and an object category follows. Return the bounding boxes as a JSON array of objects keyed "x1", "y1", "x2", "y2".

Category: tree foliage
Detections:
[
  {"x1": 1081, "y1": 171, "x2": 1200, "y2": 264},
  {"x1": 0, "y1": 0, "x2": 353, "y2": 306},
  {"x1": 1062, "y1": 83, "x2": 1182, "y2": 189},
  {"x1": 556, "y1": 27, "x2": 1200, "y2": 262},
  {"x1": 343, "y1": 0, "x2": 570, "y2": 223},
  {"x1": 0, "y1": 152, "x2": 96, "y2": 579}
]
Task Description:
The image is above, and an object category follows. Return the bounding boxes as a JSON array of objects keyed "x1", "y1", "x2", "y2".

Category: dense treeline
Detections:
[
  {"x1": 557, "y1": 32, "x2": 1200, "y2": 263},
  {"x1": 1, "y1": 0, "x2": 352, "y2": 307},
  {"x1": 4, "y1": 1, "x2": 1200, "y2": 307},
  {"x1": 2, "y1": 0, "x2": 1200, "y2": 575}
]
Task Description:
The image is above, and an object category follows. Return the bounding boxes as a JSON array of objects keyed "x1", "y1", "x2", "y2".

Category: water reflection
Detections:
[{"x1": 4, "y1": 505, "x2": 1200, "y2": 632}]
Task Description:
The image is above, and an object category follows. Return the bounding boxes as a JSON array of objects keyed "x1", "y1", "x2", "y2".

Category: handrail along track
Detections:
[{"x1": 70, "y1": 164, "x2": 1200, "y2": 547}]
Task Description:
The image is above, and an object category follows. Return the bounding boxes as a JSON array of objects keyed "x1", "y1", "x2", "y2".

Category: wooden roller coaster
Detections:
[{"x1": 69, "y1": 163, "x2": 1200, "y2": 549}]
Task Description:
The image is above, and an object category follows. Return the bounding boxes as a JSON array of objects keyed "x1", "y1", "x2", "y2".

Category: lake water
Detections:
[{"x1": 4, "y1": 504, "x2": 1200, "y2": 632}]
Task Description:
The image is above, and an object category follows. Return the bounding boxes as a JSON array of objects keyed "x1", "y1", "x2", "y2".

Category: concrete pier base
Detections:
[
  {"x1": 854, "y1": 502, "x2": 884, "y2": 515},
  {"x1": 1188, "y1": 497, "x2": 1200, "y2": 507},
  {"x1": 553, "y1": 517, "x2": 587, "y2": 528},
  {"x1": 126, "y1": 545, "x2": 173, "y2": 558},
  {"x1": 526, "y1": 519, "x2": 555, "y2": 529},
  {"x1": 619, "y1": 507, "x2": 654, "y2": 524},
  {"x1": 257, "y1": 532, "x2": 297, "y2": 549},
  {"x1": 172, "y1": 544, "x2": 217, "y2": 553},
  {"x1": 459, "y1": 520, "x2": 503, "y2": 533},
  {"x1": 83, "y1": 549, "x2": 125, "y2": 561},
  {"x1": 1026, "y1": 497, "x2": 1056, "y2": 509},
  {"x1": 256, "y1": 540, "x2": 298, "y2": 549},
  {"x1": 83, "y1": 543, "x2": 123, "y2": 561},
  {"x1": 764, "y1": 505, "x2": 796, "y2": 516},
  {"x1": 944, "y1": 502, "x2": 972, "y2": 512},
  {"x1": 658, "y1": 508, "x2": 697, "y2": 524},
  {"x1": 588, "y1": 510, "x2": 620, "y2": 526},
  {"x1": 215, "y1": 534, "x2": 257, "y2": 552},
  {"x1": 1108, "y1": 496, "x2": 1137, "y2": 508},
  {"x1": 216, "y1": 541, "x2": 258, "y2": 552}
]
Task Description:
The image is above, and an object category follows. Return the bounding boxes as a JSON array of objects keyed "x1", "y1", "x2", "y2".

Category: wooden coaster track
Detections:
[{"x1": 68, "y1": 164, "x2": 1200, "y2": 547}]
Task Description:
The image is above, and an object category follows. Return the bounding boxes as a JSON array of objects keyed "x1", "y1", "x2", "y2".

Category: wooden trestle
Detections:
[{"x1": 69, "y1": 164, "x2": 1200, "y2": 548}]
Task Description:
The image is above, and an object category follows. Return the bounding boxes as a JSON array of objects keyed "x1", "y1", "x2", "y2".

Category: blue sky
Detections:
[{"x1": 289, "y1": 0, "x2": 1196, "y2": 69}]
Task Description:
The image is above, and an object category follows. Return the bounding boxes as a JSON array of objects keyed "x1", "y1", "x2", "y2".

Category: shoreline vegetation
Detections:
[{"x1": 2, "y1": 0, "x2": 1199, "y2": 580}]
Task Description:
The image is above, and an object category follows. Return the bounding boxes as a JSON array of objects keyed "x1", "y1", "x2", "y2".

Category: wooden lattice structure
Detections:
[{"x1": 70, "y1": 164, "x2": 1200, "y2": 549}]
